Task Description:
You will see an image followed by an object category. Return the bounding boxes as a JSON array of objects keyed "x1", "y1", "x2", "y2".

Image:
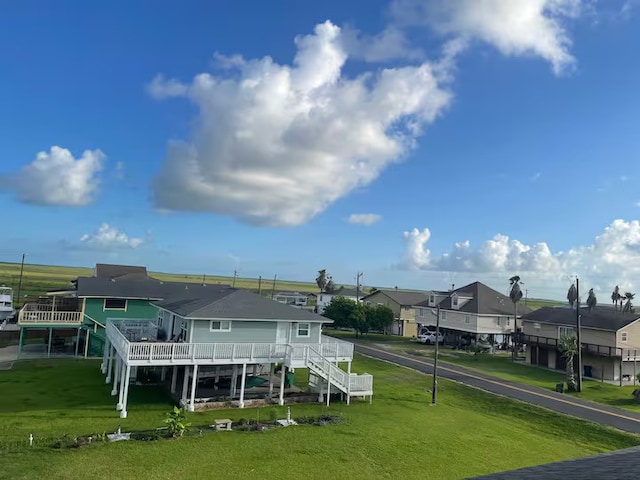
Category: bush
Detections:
[{"x1": 163, "y1": 406, "x2": 191, "y2": 438}]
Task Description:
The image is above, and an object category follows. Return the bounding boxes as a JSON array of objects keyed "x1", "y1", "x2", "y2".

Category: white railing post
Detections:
[
  {"x1": 231, "y1": 344, "x2": 236, "y2": 361},
  {"x1": 250, "y1": 344, "x2": 255, "y2": 362},
  {"x1": 212, "y1": 343, "x2": 216, "y2": 361}
]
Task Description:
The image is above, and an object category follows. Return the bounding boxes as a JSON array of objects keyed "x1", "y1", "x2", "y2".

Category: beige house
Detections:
[
  {"x1": 361, "y1": 289, "x2": 427, "y2": 336},
  {"x1": 414, "y1": 282, "x2": 531, "y2": 347},
  {"x1": 521, "y1": 306, "x2": 640, "y2": 383}
]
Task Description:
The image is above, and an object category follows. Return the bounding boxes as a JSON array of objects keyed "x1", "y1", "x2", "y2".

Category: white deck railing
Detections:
[
  {"x1": 307, "y1": 345, "x2": 373, "y2": 394},
  {"x1": 18, "y1": 304, "x2": 83, "y2": 325}
]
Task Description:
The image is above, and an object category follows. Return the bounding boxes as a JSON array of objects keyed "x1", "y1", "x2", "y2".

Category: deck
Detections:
[{"x1": 18, "y1": 304, "x2": 83, "y2": 325}]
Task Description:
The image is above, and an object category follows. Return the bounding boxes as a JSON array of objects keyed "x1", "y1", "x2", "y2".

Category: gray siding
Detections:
[
  {"x1": 191, "y1": 319, "x2": 278, "y2": 343},
  {"x1": 289, "y1": 323, "x2": 322, "y2": 344}
]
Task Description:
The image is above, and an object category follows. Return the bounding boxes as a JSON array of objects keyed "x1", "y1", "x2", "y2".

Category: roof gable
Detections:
[
  {"x1": 362, "y1": 289, "x2": 426, "y2": 306},
  {"x1": 435, "y1": 281, "x2": 532, "y2": 316},
  {"x1": 94, "y1": 263, "x2": 148, "y2": 280}
]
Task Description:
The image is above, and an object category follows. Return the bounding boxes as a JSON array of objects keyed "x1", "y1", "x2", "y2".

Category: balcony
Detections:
[
  {"x1": 106, "y1": 320, "x2": 355, "y2": 367},
  {"x1": 18, "y1": 303, "x2": 83, "y2": 326}
]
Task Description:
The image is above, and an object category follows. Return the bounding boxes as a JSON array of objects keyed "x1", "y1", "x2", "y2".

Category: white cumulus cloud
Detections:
[
  {"x1": 80, "y1": 224, "x2": 144, "y2": 249},
  {"x1": 402, "y1": 219, "x2": 640, "y2": 296},
  {"x1": 150, "y1": 21, "x2": 454, "y2": 226},
  {"x1": 3, "y1": 146, "x2": 104, "y2": 206},
  {"x1": 348, "y1": 213, "x2": 382, "y2": 226},
  {"x1": 391, "y1": 0, "x2": 583, "y2": 75}
]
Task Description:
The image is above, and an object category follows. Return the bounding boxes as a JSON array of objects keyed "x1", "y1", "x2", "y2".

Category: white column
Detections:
[
  {"x1": 111, "y1": 355, "x2": 120, "y2": 396},
  {"x1": 214, "y1": 366, "x2": 220, "y2": 383},
  {"x1": 160, "y1": 367, "x2": 167, "y2": 382},
  {"x1": 268, "y1": 363, "x2": 275, "y2": 397},
  {"x1": 231, "y1": 365, "x2": 238, "y2": 397},
  {"x1": 120, "y1": 365, "x2": 131, "y2": 418},
  {"x1": 116, "y1": 358, "x2": 126, "y2": 410},
  {"x1": 326, "y1": 366, "x2": 331, "y2": 407},
  {"x1": 347, "y1": 361, "x2": 352, "y2": 374},
  {"x1": 106, "y1": 345, "x2": 114, "y2": 384},
  {"x1": 239, "y1": 363, "x2": 247, "y2": 408},
  {"x1": 84, "y1": 330, "x2": 90, "y2": 358},
  {"x1": 101, "y1": 337, "x2": 110, "y2": 373},
  {"x1": 47, "y1": 328, "x2": 53, "y2": 357},
  {"x1": 278, "y1": 366, "x2": 286, "y2": 406},
  {"x1": 182, "y1": 366, "x2": 190, "y2": 403},
  {"x1": 252, "y1": 364, "x2": 258, "y2": 376},
  {"x1": 170, "y1": 366, "x2": 178, "y2": 393},
  {"x1": 188, "y1": 364, "x2": 199, "y2": 412}
]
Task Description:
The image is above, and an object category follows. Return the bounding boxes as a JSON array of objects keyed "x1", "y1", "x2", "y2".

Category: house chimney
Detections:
[{"x1": 451, "y1": 284, "x2": 455, "y2": 291}]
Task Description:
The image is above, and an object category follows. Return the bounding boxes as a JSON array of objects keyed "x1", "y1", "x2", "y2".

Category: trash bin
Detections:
[
  {"x1": 555, "y1": 383, "x2": 564, "y2": 393},
  {"x1": 584, "y1": 365, "x2": 593, "y2": 377},
  {"x1": 285, "y1": 372, "x2": 295, "y2": 388}
]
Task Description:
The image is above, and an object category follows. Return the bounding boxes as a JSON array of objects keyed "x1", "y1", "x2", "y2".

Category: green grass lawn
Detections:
[
  {"x1": 326, "y1": 331, "x2": 640, "y2": 412},
  {"x1": 1, "y1": 357, "x2": 638, "y2": 480}
]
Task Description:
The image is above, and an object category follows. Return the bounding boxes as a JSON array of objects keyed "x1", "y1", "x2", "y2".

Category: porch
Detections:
[
  {"x1": 18, "y1": 301, "x2": 82, "y2": 326},
  {"x1": 102, "y1": 319, "x2": 368, "y2": 418}
]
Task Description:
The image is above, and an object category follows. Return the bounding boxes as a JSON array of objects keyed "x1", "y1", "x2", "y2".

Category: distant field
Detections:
[{"x1": 0, "y1": 262, "x2": 324, "y2": 305}]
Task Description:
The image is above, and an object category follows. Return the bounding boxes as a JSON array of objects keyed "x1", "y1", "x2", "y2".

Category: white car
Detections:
[{"x1": 417, "y1": 332, "x2": 444, "y2": 345}]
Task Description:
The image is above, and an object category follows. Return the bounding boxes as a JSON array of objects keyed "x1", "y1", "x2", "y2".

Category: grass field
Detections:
[
  {"x1": 1, "y1": 356, "x2": 638, "y2": 480},
  {"x1": 0, "y1": 261, "x2": 326, "y2": 305},
  {"x1": 326, "y1": 331, "x2": 640, "y2": 412}
]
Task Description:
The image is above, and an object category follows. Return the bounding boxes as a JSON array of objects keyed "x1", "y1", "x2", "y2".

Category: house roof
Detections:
[
  {"x1": 273, "y1": 291, "x2": 311, "y2": 297},
  {"x1": 362, "y1": 289, "x2": 427, "y2": 306},
  {"x1": 521, "y1": 306, "x2": 640, "y2": 332},
  {"x1": 324, "y1": 287, "x2": 362, "y2": 298},
  {"x1": 94, "y1": 263, "x2": 148, "y2": 280},
  {"x1": 416, "y1": 282, "x2": 532, "y2": 316},
  {"x1": 154, "y1": 288, "x2": 331, "y2": 323},
  {"x1": 471, "y1": 445, "x2": 640, "y2": 479},
  {"x1": 75, "y1": 276, "x2": 228, "y2": 301}
]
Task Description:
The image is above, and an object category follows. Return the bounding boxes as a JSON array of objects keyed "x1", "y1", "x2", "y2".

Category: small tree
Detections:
[
  {"x1": 567, "y1": 283, "x2": 577, "y2": 309},
  {"x1": 164, "y1": 406, "x2": 191, "y2": 438},
  {"x1": 612, "y1": 285, "x2": 621, "y2": 311},
  {"x1": 586, "y1": 288, "x2": 597, "y2": 311},
  {"x1": 322, "y1": 296, "x2": 357, "y2": 329},
  {"x1": 349, "y1": 304, "x2": 369, "y2": 337},
  {"x1": 558, "y1": 335, "x2": 578, "y2": 392},
  {"x1": 315, "y1": 269, "x2": 329, "y2": 292},
  {"x1": 622, "y1": 292, "x2": 635, "y2": 313},
  {"x1": 367, "y1": 304, "x2": 394, "y2": 334}
]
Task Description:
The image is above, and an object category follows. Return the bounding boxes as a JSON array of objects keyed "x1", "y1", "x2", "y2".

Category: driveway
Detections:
[{"x1": 355, "y1": 343, "x2": 640, "y2": 435}]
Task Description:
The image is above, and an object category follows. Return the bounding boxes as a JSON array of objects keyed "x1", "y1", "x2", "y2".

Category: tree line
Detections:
[{"x1": 321, "y1": 296, "x2": 394, "y2": 337}]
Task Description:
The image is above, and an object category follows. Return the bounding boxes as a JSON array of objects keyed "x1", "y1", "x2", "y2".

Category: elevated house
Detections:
[
  {"x1": 271, "y1": 291, "x2": 314, "y2": 310},
  {"x1": 16, "y1": 263, "x2": 229, "y2": 358},
  {"x1": 520, "y1": 306, "x2": 640, "y2": 383},
  {"x1": 414, "y1": 282, "x2": 532, "y2": 347},
  {"x1": 102, "y1": 286, "x2": 372, "y2": 417},
  {"x1": 361, "y1": 288, "x2": 427, "y2": 336}
]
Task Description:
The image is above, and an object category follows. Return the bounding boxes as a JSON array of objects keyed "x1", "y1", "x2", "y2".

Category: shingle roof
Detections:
[
  {"x1": 75, "y1": 276, "x2": 229, "y2": 301},
  {"x1": 94, "y1": 263, "x2": 148, "y2": 280},
  {"x1": 415, "y1": 282, "x2": 532, "y2": 316},
  {"x1": 324, "y1": 287, "x2": 363, "y2": 297},
  {"x1": 154, "y1": 288, "x2": 331, "y2": 322},
  {"x1": 362, "y1": 289, "x2": 427, "y2": 306},
  {"x1": 470, "y1": 445, "x2": 640, "y2": 479},
  {"x1": 522, "y1": 306, "x2": 639, "y2": 332}
]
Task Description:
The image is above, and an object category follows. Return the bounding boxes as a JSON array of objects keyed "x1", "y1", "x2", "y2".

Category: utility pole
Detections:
[
  {"x1": 525, "y1": 289, "x2": 528, "y2": 306},
  {"x1": 271, "y1": 274, "x2": 277, "y2": 299},
  {"x1": 232, "y1": 270, "x2": 237, "y2": 288},
  {"x1": 16, "y1": 253, "x2": 25, "y2": 308},
  {"x1": 576, "y1": 277, "x2": 583, "y2": 393},
  {"x1": 431, "y1": 305, "x2": 441, "y2": 406},
  {"x1": 356, "y1": 271, "x2": 363, "y2": 303},
  {"x1": 258, "y1": 276, "x2": 262, "y2": 296}
]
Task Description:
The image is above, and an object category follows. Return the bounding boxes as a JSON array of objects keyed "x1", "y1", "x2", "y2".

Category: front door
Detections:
[{"x1": 276, "y1": 322, "x2": 289, "y2": 344}]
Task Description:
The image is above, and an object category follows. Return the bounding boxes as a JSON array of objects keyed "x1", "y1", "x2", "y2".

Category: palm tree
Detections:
[
  {"x1": 315, "y1": 269, "x2": 328, "y2": 293},
  {"x1": 567, "y1": 283, "x2": 577, "y2": 309},
  {"x1": 622, "y1": 292, "x2": 635, "y2": 314},
  {"x1": 612, "y1": 285, "x2": 621, "y2": 311},
  {"x1": 509, "y1": 276, "x2": 523, "y2": 360},
  {"x1": 558, "y1": 335, "x2": 578, "y2": 392},
  {"x1": 586, "y1": 288, "x2": 597, "y2": 311}
]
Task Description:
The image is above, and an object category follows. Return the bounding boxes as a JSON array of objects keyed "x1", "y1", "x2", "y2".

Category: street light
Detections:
[{"x1": 430, "y1": 305, "x2": 441, "y2": 405}]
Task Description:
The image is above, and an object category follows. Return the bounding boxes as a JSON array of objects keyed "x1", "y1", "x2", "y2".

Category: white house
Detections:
[
  {"x1": 316, "y1": 287, "x2": 363, "y2": 313},
  {"x1": 101, "y1": 285, "x2": 373, "y2": 417}
]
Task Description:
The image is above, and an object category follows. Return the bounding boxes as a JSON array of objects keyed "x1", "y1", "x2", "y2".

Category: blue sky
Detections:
[{"x1": 1, "y1": 0, "x2": 640, "y2": 300}]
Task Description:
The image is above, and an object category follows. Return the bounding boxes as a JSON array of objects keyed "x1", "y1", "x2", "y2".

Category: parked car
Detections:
[{"x1": 417, "y1": 332, "x2": 444, "y2": 345}]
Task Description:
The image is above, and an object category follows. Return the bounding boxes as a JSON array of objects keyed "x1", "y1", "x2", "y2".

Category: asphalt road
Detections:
[{"x1": 355, "y1": 343, "x2": 640, "y2": 435}]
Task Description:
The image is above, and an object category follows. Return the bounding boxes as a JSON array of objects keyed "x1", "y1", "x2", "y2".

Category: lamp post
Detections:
[
  {"x1": 576, "y1": 278, "x2": 583, "y2": 393},
  {"x1": 431, "y1": 306, "x2": 441, "y2": 405}
]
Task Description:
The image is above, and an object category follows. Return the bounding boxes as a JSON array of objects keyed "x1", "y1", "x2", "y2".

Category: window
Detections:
[
  {"x1": 441, "y1": 311, "x2": 447, "y2": 320},
  {"x1": 210, "y1": 320, "x2": 231, "y2": 332},
  {"x1": 464, "y1": 315, "x2": 471, "y2": 324},
  {"x1": 429, "y1": 294, "x2": 435, "y2": 304},
  {"x1": 622, "y1": 332, "x2": 628, "y2": 342},
  {"x1": 559, "y1": 326, "x2": 575, "y2": 338},
  {"x1": 297, "y1": 323, "x2": 310, "y2": 337},
  {"x1": 533, "y1": 322, "x2": 541, "y2": 330},
  {"x1": 104, "y1": 298, "x2": 127, "y2": 310},
  {"x1": 452, "y1": 296, "x2": 458, "y2": 307}
]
